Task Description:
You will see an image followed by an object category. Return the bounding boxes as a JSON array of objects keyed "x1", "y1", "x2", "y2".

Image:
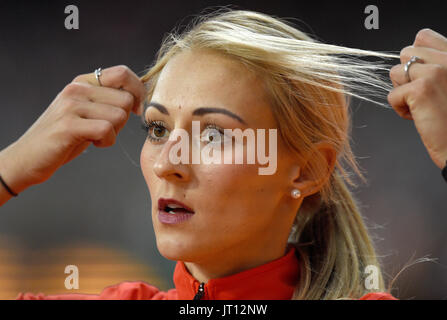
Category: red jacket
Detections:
[{"x1": 15, "y1": 247, "x2": 396, "y2": 300}]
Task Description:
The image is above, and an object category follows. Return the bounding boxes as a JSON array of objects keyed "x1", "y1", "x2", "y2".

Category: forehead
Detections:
[{"x1": 151, "y1": 49, "x2": 275, "y2": 126}]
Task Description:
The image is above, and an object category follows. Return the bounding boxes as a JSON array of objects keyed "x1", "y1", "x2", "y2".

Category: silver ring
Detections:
[
  {"x1": 94, "y1": 68, "x2": 103, "y2": 86},
  {"x1": 404, "y1": 56, "x2": 423, "y2": 82}
]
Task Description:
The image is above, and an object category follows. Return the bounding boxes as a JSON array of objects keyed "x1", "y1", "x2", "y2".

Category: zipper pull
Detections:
[{"x1": 193, "y1": 282, "x2": 205, "y2": 300}]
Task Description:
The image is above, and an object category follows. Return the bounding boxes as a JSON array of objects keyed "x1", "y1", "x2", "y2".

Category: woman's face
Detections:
[{"x1": 140, "y1": 49, "x2": 301, "y2": 268}]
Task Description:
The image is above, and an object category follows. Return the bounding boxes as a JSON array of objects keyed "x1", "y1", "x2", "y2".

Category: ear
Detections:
[{"x1": 291, "y1": 142, "x2": 337, "y2": 197}]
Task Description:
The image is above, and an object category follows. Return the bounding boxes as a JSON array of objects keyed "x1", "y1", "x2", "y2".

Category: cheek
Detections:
[
  {"x1": 200, "y1": 163, "x2": 256, "y2": 193},
  {"x1": 189, "y1": 162, "x2": 285, "y2": 254},
  {"x1": 140, "y1": 142, "x2": 158, "y2": 190},
  {"x1": 197, "y1": 162, "x2": 283, "y2": 217}
]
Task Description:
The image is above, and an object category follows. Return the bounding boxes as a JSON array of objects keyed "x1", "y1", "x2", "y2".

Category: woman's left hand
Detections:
[{"x1": 388, "y1": 28, "x2": 447, "y2": 170}]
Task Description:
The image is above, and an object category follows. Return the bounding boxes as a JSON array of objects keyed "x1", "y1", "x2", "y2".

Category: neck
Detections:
[
  {"x1": 183, "y1": 195, "x2": 300, "y2": 283},
  {"x1": 184, "y1": 240, "x2": 290, "y2": 283}
]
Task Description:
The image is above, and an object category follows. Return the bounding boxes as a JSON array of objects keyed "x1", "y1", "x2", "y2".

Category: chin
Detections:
[
  {"x1": 156, "y1": 233, "x2": 222, "y2": 262},
  {"x1": 156, "y1": 233, "x2": 194, "y2": 262}
]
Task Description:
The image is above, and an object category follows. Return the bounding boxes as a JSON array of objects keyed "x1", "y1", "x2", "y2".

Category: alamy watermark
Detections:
[
  {"x1": 64, "y1": 265, "x2": 79, "y2": 290},
  {"x1": 160, "y1": 121, "x2": 278, "y2": 175},
  {"x1": 64, "y1": 5, "x2": 79, "y2": 30},
  {"x1": 364, "y1": 5, "x2": 379, "y2": 30},
  {"x1": 364, "y1": 265, "x2": 379, "y2": 290}
]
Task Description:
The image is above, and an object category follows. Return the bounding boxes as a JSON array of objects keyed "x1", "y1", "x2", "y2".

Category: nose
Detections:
[{"x1": 153, "y1": 133, "x2": 191, "y2": 183}]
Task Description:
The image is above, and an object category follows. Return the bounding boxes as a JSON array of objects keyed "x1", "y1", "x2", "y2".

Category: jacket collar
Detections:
[{"x1": 173, "y1": 246, "x2": 300, "y2": 300}]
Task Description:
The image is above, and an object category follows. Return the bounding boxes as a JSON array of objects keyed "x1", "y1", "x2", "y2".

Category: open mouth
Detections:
[{"x1": 158, "y1": 198, "x2": 195, "y2": 215}]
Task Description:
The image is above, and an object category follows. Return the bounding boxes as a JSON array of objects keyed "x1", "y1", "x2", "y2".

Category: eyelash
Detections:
[
  {"x1": 141, "y1": 120, "x2": 167, "y2": 143},
  {"x1": 141, "y1": 119, "x2": 225, "y2": 143}
]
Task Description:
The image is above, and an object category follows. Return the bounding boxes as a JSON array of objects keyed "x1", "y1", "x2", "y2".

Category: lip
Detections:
[
  {"x1": 157, "y1": 198, "x2": 195, "y2": 225},
  {"x1": 158, "y1": 198, "x2": 195, "y2": 213}
]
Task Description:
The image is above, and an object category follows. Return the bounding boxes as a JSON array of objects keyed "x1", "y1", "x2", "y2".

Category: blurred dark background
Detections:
[{"x1": 0, "y1": 0, "x2": 445, "y2": 299}]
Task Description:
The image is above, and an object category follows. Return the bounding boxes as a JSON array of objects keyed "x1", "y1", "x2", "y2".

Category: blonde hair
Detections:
[{"x1": 140, "y1": 6, "x2": 403, "y2": 299}]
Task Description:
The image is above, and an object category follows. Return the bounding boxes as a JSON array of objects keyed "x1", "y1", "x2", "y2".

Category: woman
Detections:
[{"x1": 0, "y1": 9, "x2": 446, "y2": 300}]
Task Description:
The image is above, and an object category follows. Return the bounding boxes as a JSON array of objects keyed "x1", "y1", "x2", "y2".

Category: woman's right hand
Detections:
[{"x1": 0, "y1": 65, "x2": 146, "y2": 195}]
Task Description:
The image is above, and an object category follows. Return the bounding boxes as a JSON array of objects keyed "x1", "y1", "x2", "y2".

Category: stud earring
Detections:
[{"x1": 291, "y1": 189, "x2": 301, "y2": 199}]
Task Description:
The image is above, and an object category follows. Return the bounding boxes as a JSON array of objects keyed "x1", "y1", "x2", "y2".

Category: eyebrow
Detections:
[{"x1": 146, "y1": 101, "x2": 247, "y2": 125}]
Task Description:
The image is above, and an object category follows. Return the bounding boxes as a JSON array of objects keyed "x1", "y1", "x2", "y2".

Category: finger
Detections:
[
  {"x1": 390, "y1": 45, "x2": 447, "y2": 87},
  {"x1": 73, "y1": 101, "x2": 130, "y2": 134},
  {"x1": 391, "y1": 59, "x2": 447, "y2": 86},
  {"x1": 389, "y1": 64, "x2": 404, "y2": 87},
  {"x1": 73, "y1": 65, "x2": 147, "y2": 115},
  {"x1": 71, "y1": 117, "x2": 117, "y2": 148},
  {"x1": 389, "y1": 66, "x2": 447, "y2": 116},
  {"x1": 390, "y1": 62, "x2": 421, "y2": 86},
  {"x1": 413, "y1": 28, "x2": 447, "y2": 51},
  {"x1": 402, "y1": 63, "x2": 446, "y2": 86},
  {"x1": 390, "y1": 62, "x2": 424, "y2": 87},
  {"x1": 399, "y1": 46, "x2": 447, "y2": 67},
  {"x1": 387, "y1": 81, "x2": 418, "y2": 120},
  {"x1": 62, "y1": 82, "x2": 135, "y2": 114}
]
